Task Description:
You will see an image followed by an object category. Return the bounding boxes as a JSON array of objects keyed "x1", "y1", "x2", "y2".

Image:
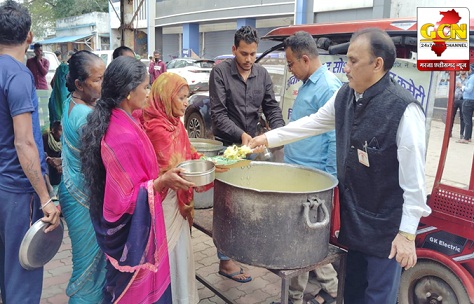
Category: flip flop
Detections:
[{"x1": 218, "y1": 267, "x2": 252, "y2": 283}]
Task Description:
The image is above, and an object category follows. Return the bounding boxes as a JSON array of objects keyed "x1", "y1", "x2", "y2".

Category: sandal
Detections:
[
  {"x1": 218, "y1": 267, "x2": 252, "y2": 283},
  {"x1": 456, "y1": 139, "x2": 470, "y2": 144},
  {"x1": 307, "y1": 292, "x2": 336, "y2": 304}
]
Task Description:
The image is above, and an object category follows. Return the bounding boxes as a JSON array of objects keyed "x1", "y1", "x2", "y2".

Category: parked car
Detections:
[
  {"x1": 213, "y1": 54, "x2": 234, "y2": 64},
  {"x1": 184, "y1": 91, "x2": 212, "y2": 139},
  {"x1": 166, "y1": 58, "x2": 214, "y2": 91},
  {"x1": 25, "y1": 49, "x2": 61, "y2": 90},
  {"x1": 93, "y1": 50, "x2": 114, "y2": 67},
  {"x1": 140, "y1": 58, "x2": 151, "y2": 67}
]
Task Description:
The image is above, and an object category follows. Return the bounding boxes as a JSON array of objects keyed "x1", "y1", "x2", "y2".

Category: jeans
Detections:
[
  {"x1": 462, "y1": 99, "x2": 474, "y2": 140},
  {"x1": 217, "y1": 251, "x2": 230, "y2": 261},
  {"x1": 0, "y1": 189, "x2": 43, "y2": 304},
  {"x1": 450, "y1": 98, "x2": 465, "y2": 137}
]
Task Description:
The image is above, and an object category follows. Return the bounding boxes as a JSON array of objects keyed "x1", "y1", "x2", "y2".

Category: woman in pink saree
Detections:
[
  {"x1": 80, "y1": 56, "x2": 194, "y2": 303},
  {"x1": 135, "y1": 72, "x2": 204, "y2": 303}
]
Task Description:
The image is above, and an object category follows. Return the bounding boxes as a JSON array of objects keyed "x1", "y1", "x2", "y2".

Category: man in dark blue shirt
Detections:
[{"x1": 0, "y1": 2, "x2": 61, "y2": 302}]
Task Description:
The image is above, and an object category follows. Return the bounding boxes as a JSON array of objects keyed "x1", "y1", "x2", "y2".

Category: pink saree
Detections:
[
  {"x1": 97, "y1": 108, "x2": 171, "y2": 303},
  {"x1": 136, "y1": 73, "x2": 205, "y2": 226}
]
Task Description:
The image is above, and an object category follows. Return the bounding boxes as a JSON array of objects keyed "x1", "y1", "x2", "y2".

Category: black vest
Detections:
[{"x1": 334, "y1": 73, "x2": 421, "y2": 257}]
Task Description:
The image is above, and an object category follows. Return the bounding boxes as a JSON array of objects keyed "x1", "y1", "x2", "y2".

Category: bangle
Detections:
[{"x1": 40, "y1": 198, "x2": 53, "y2": 210}]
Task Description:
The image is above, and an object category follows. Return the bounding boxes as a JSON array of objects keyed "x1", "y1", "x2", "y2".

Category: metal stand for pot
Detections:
[
  {"x1": 270, "y1": 245, "x2": 346, "y2": 304},
  {"x1": 193, "y1": 208, "x2": 347, "y2": 304}
]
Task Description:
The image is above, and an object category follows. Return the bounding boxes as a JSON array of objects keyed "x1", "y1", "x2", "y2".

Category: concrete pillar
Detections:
[
  {"x1": 147, "y1": 0, "x2": 156, "y2": 58},
  {"x1": 373, "y1": 0, "x2": 391, "y2": 18},
  {"x1": 183, "y1": 23, "x2": 199, "y2": 57},
  {"x1": 153, "y1": 27, "x2": 163, "y2": 55},
  {"x1": 237, "y1": 18, "x2": 256, "y2": 29},
  {"x1": 295, "y1": 0, "x2": 307, "y2": 25}
]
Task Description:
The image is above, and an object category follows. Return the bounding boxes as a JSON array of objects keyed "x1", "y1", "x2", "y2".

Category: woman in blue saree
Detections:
[{"x1": 58, "y1": 50, "x2": 107, "y2": 303}]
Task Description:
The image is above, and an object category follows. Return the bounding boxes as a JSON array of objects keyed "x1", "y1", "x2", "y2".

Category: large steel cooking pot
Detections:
[
  {"x1": 213, "y1": 162, "x2": 338, "y2": 269},
  {"x1": 190, "y1": 138, "x2": 223, "y2": 208}
]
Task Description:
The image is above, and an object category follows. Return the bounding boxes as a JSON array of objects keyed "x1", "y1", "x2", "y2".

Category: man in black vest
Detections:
[{"x1": 249, "y1": 28, "x2": 431, "y2": 304}]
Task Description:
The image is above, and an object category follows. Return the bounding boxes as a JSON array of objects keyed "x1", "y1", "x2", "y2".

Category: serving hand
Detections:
[
  {"x1": 248, "y1": 134, "x2": 269, "y2": 153},
  {"x1": 241, "y1": 132, "x2": 252, "y2": 146}
]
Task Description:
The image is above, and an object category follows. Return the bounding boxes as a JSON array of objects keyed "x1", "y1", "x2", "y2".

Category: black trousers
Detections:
[{"x1": 450, "y1": 98, "x2": 465, "y2": 137}]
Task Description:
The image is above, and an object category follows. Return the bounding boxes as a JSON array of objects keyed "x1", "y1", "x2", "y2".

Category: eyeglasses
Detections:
[{"x1": 287, "y1": 58, "x2": 301, "y2": 70}]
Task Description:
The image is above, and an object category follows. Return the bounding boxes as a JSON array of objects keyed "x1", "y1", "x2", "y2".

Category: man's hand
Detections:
[
  {"x1": 248, "y1": 134, "x2": 268, "y2": 153},
  {"x1": 41, "y1": 201, "x2": 61, "y2": 233},
  {"x1": 241, "y1": 132, "x2": 252, "y2": 146},
  {"x1": 388, "y1": 233, "x2": 417, "y2": 270}
]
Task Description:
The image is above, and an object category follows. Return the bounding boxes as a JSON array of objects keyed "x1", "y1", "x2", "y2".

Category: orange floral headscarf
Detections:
[{"x1": 140, "y1": 72, "x2": 200, "y2": 225}]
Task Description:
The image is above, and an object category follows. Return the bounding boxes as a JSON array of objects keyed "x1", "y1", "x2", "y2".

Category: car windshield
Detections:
[{"x1": 167, "y1": 59, "x2": 194, "y2": 68}]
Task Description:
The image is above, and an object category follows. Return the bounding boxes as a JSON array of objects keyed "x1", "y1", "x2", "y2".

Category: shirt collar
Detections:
[{"x1": 304, "y1": 65, "x2": 326, "y2": 86}]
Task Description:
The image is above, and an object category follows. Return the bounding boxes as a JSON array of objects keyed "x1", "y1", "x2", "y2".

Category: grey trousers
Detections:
[{"x1": 288, "y1": 264, "x2": 338, "y2": 304}]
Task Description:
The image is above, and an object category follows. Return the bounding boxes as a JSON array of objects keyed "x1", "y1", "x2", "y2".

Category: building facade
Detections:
[
  {"x1": 109, "y1": 0, "x2": 473, "y2": 61},
  {"x1": 38, "y1": 12, "x2": 110, "y2": 55}
]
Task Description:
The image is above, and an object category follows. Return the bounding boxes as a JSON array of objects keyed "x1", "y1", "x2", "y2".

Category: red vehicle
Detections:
[
  {"x1": 259, "y1": 17, "x2": 474, "y2": 304},
  {"x1": 399, "y1": 70, "x2": 474, "y2": 304}
]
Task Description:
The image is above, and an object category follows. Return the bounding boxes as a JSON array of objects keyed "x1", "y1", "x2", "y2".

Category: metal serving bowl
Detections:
[
  {"x1": 177, "y1": 159, "x2": 215, "y2": 186},
  {"x1": 189, "y1": 138, "x2": 224, "y2": 156}
]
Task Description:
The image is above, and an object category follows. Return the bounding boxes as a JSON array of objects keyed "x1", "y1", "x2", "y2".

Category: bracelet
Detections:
[
  {"x1": 398, "y1": 230, "x2": 416, "y2": 241},
  {"x1": 40, "y1": 198, "x2": 53, "y2": 210}
]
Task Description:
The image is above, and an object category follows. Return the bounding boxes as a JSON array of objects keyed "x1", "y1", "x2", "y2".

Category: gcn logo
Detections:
[{"x1": 417, "y1": 8, "x2": 470, "y2": 71}]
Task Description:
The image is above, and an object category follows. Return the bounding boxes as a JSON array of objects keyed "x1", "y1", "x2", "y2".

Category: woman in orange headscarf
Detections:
[{"x1": 136, "y1": 72, "x2": 202, "y2": 303}]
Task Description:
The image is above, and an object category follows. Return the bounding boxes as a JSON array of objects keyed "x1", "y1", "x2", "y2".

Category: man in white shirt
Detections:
[{"x1": 250, "y1": 28, "x2": 431, "y2": 304}]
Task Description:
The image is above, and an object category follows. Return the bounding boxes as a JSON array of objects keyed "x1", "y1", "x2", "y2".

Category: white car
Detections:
[
  {"x1": 93, "y1": 50, "x2": 114, "y2": 67},
  {"x1": 25, "y1": 50, "x2": 61, "y2": 90},
  {"x1": 166, "y1": 58, "x2": 214, "y2": 91}
]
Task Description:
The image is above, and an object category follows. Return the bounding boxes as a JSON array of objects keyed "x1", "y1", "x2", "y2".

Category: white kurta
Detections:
[{"x1": 162, "y1": 189, "x2": 199, "y2": 304}]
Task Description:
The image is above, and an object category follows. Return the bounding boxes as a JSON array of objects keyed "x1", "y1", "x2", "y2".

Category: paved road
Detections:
[{"x1": 36, "y1": 119, "x2": 472, "y2": 303}]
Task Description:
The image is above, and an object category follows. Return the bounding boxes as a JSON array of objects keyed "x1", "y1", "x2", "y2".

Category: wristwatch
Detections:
[{"x1": 399, "y1": 230, "x2": 416, "y2": 241}]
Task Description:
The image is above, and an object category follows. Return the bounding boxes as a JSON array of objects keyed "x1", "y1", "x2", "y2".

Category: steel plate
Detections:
[{"x1": 19, "y1": 219, "x2": 64, "y2": 270}]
